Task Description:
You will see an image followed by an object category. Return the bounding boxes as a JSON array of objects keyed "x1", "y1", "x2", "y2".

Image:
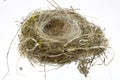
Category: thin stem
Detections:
[
  {"x1": 2, "y1": 27, "x2": 20, "y2": 80},
  {"x1": 44, "y1": 64, "x2": 46, "y2": 80}
]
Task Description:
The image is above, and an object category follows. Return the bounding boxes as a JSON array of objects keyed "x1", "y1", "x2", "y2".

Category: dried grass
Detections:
[{"x1": 19, "y1": 9, "x2": 108, "y2": 77}]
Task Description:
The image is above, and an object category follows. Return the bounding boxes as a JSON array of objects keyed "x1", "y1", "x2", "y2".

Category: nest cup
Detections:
[{"x1": 19, "y1": 9, "x2": 108, "y2": 76}]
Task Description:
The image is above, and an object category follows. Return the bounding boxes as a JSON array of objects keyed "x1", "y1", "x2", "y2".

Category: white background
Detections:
[{"x1": 0, "y1": 0, "x2": 120, "y2": 80}]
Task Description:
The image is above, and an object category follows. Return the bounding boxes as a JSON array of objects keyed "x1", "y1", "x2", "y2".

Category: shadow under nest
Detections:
[{"x1": 19, "y1": 9, "x2": 108, "y2": 77}]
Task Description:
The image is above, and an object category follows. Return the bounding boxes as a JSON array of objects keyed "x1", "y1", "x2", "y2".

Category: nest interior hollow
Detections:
[{"x1": 19, "y1": 9, "x2": 108, "y2": 76}]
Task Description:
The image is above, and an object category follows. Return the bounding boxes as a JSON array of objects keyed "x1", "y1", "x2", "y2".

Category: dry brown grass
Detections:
[{"x1": 19, "y1": 9, "x2": 108, "y2": 77}]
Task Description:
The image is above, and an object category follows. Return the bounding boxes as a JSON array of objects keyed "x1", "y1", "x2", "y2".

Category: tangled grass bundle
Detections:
[{"x1": 19, "y1": 9, "x2": 108, "y2": 76}]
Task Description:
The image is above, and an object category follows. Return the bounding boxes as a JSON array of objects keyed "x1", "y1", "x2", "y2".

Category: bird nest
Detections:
[{"x1": 18, "y1": 9, "x2": 108, "y2": 76}]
